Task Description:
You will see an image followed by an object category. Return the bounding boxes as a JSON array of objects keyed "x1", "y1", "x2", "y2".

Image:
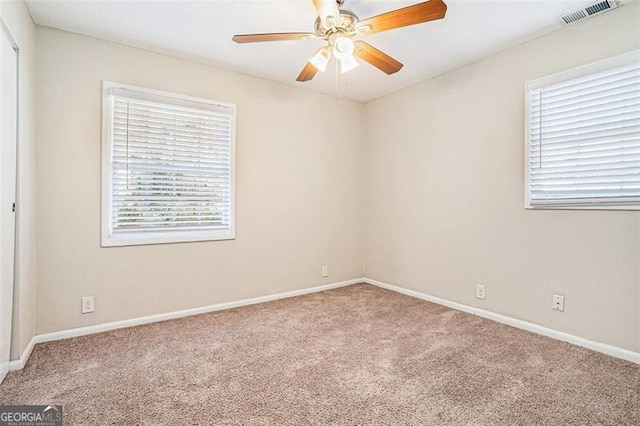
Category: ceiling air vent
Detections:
[{"x1": 561, "y1": 0, "x2": 620, "y2": 25}]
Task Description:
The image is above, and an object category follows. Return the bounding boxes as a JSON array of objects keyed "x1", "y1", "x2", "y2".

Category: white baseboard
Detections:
[
  {"x1": 10, "y1": 278, "x2": 364, "y2": 370},
  {"x1": 364, "y1": 278, "x2": 640, "y2": 365},
  {"x1": 10, "y1": 276, "x2": 638, "y2": 371},
  {"x1": 8, "y1": 336, "x2": 37, "y2": 371},
  {"x1": 37, "y1": 278, "x2": 364, "y2": 344}
]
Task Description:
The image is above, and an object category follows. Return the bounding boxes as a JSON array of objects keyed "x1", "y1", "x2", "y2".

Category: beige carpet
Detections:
[{"x1": 1, "y1": 284, "x2": 638, "y2": 425}]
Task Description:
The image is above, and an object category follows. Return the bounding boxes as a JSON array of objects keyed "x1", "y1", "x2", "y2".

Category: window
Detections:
[
  {"x1": 101, "y1": 82, "x2": 236, "y2": 246},
  {"x1": 525, "y1": 50, "x2": 640, "y2": 210}
]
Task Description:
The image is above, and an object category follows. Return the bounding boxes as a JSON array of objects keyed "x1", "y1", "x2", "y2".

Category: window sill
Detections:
[
  {"x1": 525, "y1": 204, "x2": 640, "y2": 212},
  {"x1": 101, "y1": 230, "x2": 235, "y2": 247}
]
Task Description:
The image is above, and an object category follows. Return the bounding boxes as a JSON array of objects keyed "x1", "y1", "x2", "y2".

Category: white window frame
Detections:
[
  {"x1": 101, "y1": 81, "x2": 237, "y2": 247},
  {"x1": 524, "y1": 50, "x2": 640, "y2": 210}
]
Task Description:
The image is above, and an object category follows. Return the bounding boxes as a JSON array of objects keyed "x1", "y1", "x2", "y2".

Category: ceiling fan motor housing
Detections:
[{"x1": 314, "y1": 9, "x2": 360, "y2": 38}]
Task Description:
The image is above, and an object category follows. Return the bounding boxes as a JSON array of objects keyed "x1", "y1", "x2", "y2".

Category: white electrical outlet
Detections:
[
  {"x1": 321, "y1": 265, "x2": 328, "y2": 278},
  {"x1": 82, "y1": 296, "x2": 95, "y2": 314},
  {"x1": 476, "y1": 284, "x2": 486, "y2": 300},
  {"x1": 552, "y1": 294, "x2": 565, "y2": 312}
]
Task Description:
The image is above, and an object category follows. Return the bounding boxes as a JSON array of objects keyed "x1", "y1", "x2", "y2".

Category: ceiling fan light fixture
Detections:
[
  {"x1": 332, "y1": 36, "x2": 354, "y2": 59},
  {"x1": 309, "y1": 47, "x2": 331, "y2": 72},
  {"x1": 332, "y1": 36, "x2": 358, "y2": 73},
  {"x1": 339, "y1": 55, "x2": 359, "y2": 73}
]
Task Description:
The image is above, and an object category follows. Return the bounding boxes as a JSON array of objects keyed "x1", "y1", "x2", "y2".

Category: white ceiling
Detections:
[{"x1": 25, "y1": 0, "x2": 603, "y2": 102}]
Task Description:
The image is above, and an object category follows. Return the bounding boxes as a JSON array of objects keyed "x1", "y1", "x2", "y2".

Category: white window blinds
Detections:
[
  {"x1": 102, "y1": 83, "x2": 235, "y2": 246},
  {"x1": 526, "y1": 52, "x2": 640, "y2": 209}
]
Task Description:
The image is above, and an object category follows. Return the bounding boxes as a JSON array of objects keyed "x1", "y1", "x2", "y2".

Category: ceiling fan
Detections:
[{"x1": 232, "y1": 0, "x2": 447, "y2": 82}]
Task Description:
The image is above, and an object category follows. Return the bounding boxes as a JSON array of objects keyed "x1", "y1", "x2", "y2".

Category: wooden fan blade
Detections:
[
  {"x1": 232, "y1": 33, "x2": 316, "y2": 43},
  {"x1": 356, "y1": 0, "x2": 447, "y2": 35},
  {"x1": 297, "y1": 62, "x2": 319, "y2": 82},
  {"x1": 312, "y1": 0, "x2": 341, "y2": 23},
  {"x1": 354, "y1": 41, "x2": 403, "y2": 75}
]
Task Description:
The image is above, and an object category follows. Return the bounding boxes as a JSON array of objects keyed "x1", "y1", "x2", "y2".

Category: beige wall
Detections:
[
  {"x1": 34, "y1": 3, "x2": 640, "y2": 354},
  {"x1": 1, "y1": 0, "x2": 37, "y2": 361},
  {"x1": 363, "y1": 3, "x2": 640, "y2": 353},
  {"x1": 36, "y1": 27, "x2": 363, "y2": 334}
]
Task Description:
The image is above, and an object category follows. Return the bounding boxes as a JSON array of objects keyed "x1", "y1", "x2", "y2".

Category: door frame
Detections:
[{"x1": 0, "y1": 16, "x2": 20, "y2": 381}]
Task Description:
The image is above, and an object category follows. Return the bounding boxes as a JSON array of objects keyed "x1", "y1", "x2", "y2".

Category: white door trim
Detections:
[{"x1": 0, "y1": 16, "x2": 19, "y2": 384}]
